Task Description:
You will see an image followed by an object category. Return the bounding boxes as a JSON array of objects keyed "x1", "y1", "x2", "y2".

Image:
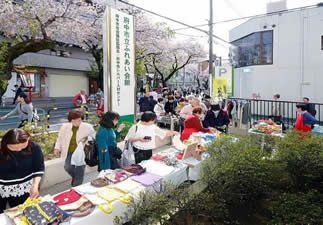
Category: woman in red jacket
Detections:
[{"x1": 182, "y1": 107, "x2": 216, "y2": 141}]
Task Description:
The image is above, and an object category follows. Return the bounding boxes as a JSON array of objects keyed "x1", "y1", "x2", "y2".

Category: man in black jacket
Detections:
[
  {"x1": 138, "y1": 92, "x2": 151, "y2": 113},
  {"x1": 303, "y1": 97, "x2": 316, "y2": 117},
  {"x1": 148, "y1": 96, "x2": 157, "y2": 112},
  {"x1": 203, "y1": 104, "x2": 230, "y2": 133},
  {"x1": 165, "y1": 96, "x2": 177, "y2": 116}
]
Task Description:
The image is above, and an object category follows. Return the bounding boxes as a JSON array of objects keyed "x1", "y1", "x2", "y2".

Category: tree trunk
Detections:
[
  {"x1": 0, "y1": 39, "x2": 55, "y2": 101},
  {"x1": 162, "y1": 79, "x2": 167, "y2": 88},
  {"x1": 91, "y1": 48, "x2": 103, "y2": 89}
]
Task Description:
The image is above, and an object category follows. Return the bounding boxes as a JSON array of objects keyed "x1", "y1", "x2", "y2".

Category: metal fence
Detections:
[{"x1": 228, "y1": 98, "x2": 323, "y2": 127}]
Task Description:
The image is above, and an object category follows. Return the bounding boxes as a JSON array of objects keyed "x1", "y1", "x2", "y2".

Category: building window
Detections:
[{"x1": 230, "y1": 30, "x2": 273, "y2": 68}]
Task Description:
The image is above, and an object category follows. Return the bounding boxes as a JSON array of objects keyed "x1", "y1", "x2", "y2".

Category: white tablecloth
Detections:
[
  {"x1": 66, "y1": 164, "x2": 188, "y2": 225},
  {"x1": 0, "y1": 145, "x2": 196, "y2": 225}
]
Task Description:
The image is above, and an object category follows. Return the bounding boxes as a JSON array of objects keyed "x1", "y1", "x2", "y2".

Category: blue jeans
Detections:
[{"x1": 64, "y1": 152, "x2": 85, "y2": 187}]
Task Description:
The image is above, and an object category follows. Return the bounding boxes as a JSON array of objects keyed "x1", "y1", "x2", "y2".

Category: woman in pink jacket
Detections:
[{"x1": 54, "y1": 110, "x2": 95, "y2": 187}]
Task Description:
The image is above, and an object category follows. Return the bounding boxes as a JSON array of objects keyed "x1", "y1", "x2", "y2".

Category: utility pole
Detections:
[{"x1": 209, "y1": 0, "x2": 214, "y2": 97}]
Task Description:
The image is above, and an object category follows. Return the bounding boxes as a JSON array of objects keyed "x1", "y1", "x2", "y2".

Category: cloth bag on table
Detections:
[
  {"x1": 22, "y1": 198, "x2": 70, "y2": 225},
  {"x1": 71, "y1": 142, "x2": 86, "y2": 166},
  {"x1": 95, "y1": 187, "x2": 131, "y2": 214},
  {"x1": 131, "y1": 172, "x2": 163, "y2": 193},
  {"x1": 54, "y1": 189, "x2": 81, "y2": 206}
]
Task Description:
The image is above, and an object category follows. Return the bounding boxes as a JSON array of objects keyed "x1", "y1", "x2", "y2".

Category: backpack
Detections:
[{"x1": 84, "y1": 140, "x2": 99, "y2": 167}]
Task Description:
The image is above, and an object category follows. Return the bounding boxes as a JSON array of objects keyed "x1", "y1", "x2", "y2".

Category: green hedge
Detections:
[{"x1": 117, "y1": 131, "x2": 323, "y2": 225}]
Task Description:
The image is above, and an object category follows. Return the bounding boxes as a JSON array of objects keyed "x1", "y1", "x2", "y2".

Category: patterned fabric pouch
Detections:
[{"x1": 23, "y1": 201, "x2": 70, "y2": 225}]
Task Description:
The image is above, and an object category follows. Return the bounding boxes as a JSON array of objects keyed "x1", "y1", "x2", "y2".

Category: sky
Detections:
[{"x1": 129, "y1": 0, "x2": 323, "y2": 58}]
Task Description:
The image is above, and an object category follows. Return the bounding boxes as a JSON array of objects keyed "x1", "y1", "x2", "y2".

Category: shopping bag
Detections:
[
  {"x1": 71, "y1": 142, "x2": 86, "y2": 166},
  {"x1": 120, "y1": 141, "x2": 135, "y2": 167}
]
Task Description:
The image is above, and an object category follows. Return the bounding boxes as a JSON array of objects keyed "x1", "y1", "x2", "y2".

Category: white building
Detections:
[{"x1": 229, "y1": 1, "x2": 323, "y2": 103}]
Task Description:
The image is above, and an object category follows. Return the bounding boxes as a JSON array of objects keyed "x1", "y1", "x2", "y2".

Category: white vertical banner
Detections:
[{"x1": 103, "y1": 8, "x2": 135, "y2": 121}]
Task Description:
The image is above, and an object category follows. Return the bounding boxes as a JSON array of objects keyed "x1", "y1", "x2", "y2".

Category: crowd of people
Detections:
[
  {"x1": 0, "y1": 88, "x2": 320, "y2": 213},
  {"x1": 138, "y1": 90, "x2": 231, "y2": 136}
]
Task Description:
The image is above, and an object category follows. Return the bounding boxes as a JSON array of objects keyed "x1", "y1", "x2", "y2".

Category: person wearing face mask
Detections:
[
  {"x1": 54, "y1": 110, "x2": 96, "y2": 187},
  {"x1": 203, "y1": 104, "x2": 230, "y2": 133},
  {"x1": 125, "y1": 112, "x2": 178, "y2": 164},
  {"x1": 0, "y1": 129, "x2": 44, "y2": 213},
  {"x1": 96, "y1": 111, "x2": 125, "y2": 171},
  {"x1": 182, "y1": 107, "x2": 216, "y2": 141}
]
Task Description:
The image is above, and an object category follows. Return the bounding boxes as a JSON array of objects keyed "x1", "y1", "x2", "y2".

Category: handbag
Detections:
[
  {"x1": 96, "y1": 187, "x2": 131, "y2": 214},
  {"x1": 107, "y1": 146, "x2": 122, "y2": 169},
  {"x1": 53, "y1": 189, "x2": 81, "y2": 206},
  {"x1": 23, "y1": 200, "x2": 70, "y2": 225},
  {"x1": 84, "y1": 140, "x2": 99, "y2": 167}
]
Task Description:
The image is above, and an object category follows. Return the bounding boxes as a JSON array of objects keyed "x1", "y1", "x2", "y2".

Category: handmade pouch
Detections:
[
  {"x1": 67, "y1": 201, "x2": 95, "y2": 218},
  {"x1": 130, "y1": 172, "x2": 162, "y2": 187},
  {"x1": 114, "y1": 179, "x2": 145, "y2": 193},
  {"x1": 23, "y1": 200, "x2": 70, "y2": 225},
  {"x1": 122, "y1": 164, "x2": 146, "y2": 175},
  {"x1": 91, "y1": 177, "x2": 110, "y2": 187},
  {"x1": 53, "y1": 189, "x2": 81, "y2": 206},
  {"x1": 96, "y1": 187, "x2": 131, "y2": 214},
  {"x1": 58, "y1": 196, "x2": 89, "y2": 211},
  {"x1": 104, "y1": 169, "x2": 132, "y2": 184}
]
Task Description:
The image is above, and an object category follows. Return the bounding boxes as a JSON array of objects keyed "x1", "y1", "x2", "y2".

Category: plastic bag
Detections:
[
  {"x1": 71, "y1": 142, "x2": 86, "y2": 166},
  {"x1": 120, "y1": 141, "x2": 135, "y2": 167}
]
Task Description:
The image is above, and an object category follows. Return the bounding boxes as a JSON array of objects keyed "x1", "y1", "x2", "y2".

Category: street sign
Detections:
[
  {"x1": 103, "y1": 7, "x2": 136, "y2": 122},
  {"x1": 213, "y1": 65, "x2": 233, "y2": 98}
]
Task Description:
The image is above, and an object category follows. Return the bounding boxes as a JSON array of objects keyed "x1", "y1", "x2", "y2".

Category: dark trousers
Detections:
[
  {"x1": 18, "y1": 119, "x2": 28, "y2": 128},
  {"x1": 133, "y1": 147, "x2": 152, "y2": 164},
  {"x1": 0, "y1": 193, "x2": 29, "y2": 213},
  {"x1": 64, "y1": 152, "x2": 86, "y2": 187},
  {"x1": 12, "y1": 94, "x2": 18, "y2": 104}
]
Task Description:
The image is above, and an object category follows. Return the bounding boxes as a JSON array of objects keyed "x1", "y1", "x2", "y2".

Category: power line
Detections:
[
  {"x1": 117, "y1": 0, "x2": 231, "y2": 44},
  {"x1": 174, "y1": 32, "x2": 207, "y2": 38},
  {"x1": 173, "y1": 4, "x2": 319, "y2": 31}
]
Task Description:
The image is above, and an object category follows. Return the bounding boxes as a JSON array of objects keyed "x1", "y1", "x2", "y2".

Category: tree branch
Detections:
[
  {"x1": 152, "y1": 56, "x2": 164, "y2": 80},
  {"x1": 164, "y1": 55, "x2": 193, "y2": 82}
]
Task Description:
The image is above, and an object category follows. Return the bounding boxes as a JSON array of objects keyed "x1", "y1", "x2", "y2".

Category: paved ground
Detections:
[{"x1": 0, "y1": 97, "x2": 96, "y2": 130}]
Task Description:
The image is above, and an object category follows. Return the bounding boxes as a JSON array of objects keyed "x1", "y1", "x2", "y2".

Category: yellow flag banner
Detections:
[{"x1": 213, "y1": 78, "x2": 228, "y2": 99}]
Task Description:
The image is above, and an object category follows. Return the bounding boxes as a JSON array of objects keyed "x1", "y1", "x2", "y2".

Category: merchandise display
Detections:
[
  {"x1": 131, "y1": 172, "x2": 162, "y2": 187},
  {"x1": 54, "y1": 189, "x2": 81, "y2": 206},
  {"x1": 312, "y1": 125, "x2": 323, "y2": 135},
  {"x1": 1, "y1": 143, "x2": 209, "y2": 225},
  {"x1": 122, "y1": 164, "x2": 146, "y2": 175},
  {"x1": 23, "y1": 200, "x2": 70, "y2": 225},
  {"x1": 250, "y1": 120, "x2": 282, "y2": 135},
  {"x1": 139, "y1": 160, "x2": 175, "y2": 177}
]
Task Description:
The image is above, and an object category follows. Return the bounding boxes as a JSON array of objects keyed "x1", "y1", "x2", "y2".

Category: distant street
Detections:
[{"x1": 0, "y1": 97, "x2": 96, "y2": 131}]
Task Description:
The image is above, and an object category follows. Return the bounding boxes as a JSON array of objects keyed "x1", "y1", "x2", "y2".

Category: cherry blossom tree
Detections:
[
  {"x1": 0, "y1": 0, "x2": 97, "y2": 98},
  {"x1": 143, "y1": 39, "x2": 206, "y2": 87}
]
